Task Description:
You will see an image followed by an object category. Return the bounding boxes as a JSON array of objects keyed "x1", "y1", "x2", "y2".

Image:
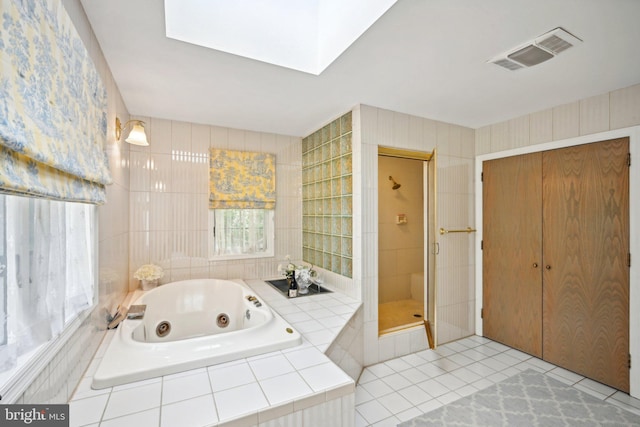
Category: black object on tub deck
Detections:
[{"x1": 266, "y1": 279, "x2": 332, "y2": 297}]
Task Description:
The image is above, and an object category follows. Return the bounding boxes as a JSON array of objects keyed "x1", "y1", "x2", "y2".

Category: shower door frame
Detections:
[{"x1": 377, "y1": 146, "x2": 436, "y2": 345}]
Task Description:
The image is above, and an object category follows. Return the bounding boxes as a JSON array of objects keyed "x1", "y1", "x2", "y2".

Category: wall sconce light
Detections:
[{"x1": 115, "y1": 117, "x2": 149, "y2": 146}]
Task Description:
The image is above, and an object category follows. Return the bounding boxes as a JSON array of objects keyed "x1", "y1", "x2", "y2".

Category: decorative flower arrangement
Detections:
[
  {"x1": 277, "y1": 255, "x2": 297, "y2": 278},
  {"x1": 133, "y1": 264, "x2": 164, "y2": 281},
  {"x1": 277, "y1": 255, "x2": 317, "y2": 281}
]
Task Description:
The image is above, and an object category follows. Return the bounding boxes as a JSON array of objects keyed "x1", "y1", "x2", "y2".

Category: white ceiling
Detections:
[{"x1": 81, "y1": 0, "x2": 640, "y2": 138}]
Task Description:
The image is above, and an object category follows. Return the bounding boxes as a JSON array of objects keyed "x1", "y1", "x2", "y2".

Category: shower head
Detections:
[{"x1": 389, "y1": 176, "x2": 401, "y2": 190}]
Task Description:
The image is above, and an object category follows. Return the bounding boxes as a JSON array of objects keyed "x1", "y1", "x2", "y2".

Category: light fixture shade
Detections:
[{"x1": 125, "y1": 123, "x2": 149, "y2": 146}]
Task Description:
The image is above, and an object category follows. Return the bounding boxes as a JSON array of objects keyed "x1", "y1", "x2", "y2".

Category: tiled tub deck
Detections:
[{"x1": 69, "y1": 279, "x2": 362, "y2": 427}]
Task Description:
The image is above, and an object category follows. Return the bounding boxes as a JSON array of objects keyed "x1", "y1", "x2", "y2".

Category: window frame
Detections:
[
  {"x1": 0, "y1": 196, "x2": 98, "y2": 403},
  {"x1": 208, "y1": 209, "x2": 275, "y2": 261}
]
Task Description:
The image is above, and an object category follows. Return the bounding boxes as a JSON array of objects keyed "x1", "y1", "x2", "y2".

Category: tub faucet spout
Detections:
[{"x1": 107, "y1": 307, "x2": 128, "y2": 329}]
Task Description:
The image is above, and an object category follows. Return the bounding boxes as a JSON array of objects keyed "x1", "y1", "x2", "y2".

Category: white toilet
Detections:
[{"x1": 410, "y1": 272, "x2": 424, "y2": 302}]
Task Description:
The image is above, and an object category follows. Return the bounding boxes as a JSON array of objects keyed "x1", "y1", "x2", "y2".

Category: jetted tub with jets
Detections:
[{"x1": 92, "y1": 279, "x2": 302, "y2": 389}]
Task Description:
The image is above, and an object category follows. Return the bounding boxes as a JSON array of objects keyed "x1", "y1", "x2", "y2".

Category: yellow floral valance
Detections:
[
  {"x1": 209, "y1": 149, "x2": 276, "y2": 209},
  {"x1": 0, "y1": 0, "x2": 111, "y2": 204},
  {"x1": 0, "y1": 147, "x2": 107, "y2": 203}
]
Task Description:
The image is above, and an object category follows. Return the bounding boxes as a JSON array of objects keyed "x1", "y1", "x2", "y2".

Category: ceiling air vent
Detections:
[
  {"x1": 489, "y1": 27, "x2": 582, "y2": 71},
  {"x1": 508, "y1": 45, "x2": 554, "y2": 67},
  {"x1": 493, "y1": 58, "x2": 524, "y2": 71}
]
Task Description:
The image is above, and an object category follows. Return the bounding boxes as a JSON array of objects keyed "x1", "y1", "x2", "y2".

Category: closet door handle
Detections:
[
  {"x1": 545, "y1": 265, "x2": 552, "y2": 270},
  {"x1": 532, "y1": 263, "x2": 538, "y2": 268}
]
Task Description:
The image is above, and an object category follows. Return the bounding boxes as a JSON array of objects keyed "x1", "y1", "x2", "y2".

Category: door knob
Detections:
[
  {"x1": 532, "y1": 263, "x2": 538, "y2": 268},
  {"x1": 545, "y1": 265, "x2": 552, "y2": 270}
]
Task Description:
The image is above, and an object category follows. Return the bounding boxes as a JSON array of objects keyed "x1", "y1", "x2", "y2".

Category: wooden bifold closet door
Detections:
[
  {"x1": 482, "y1": 138, "x2": 630, "y2": 393},
  {"x1": 483, "y1": 152, "x2": 543, "y2": 358}
]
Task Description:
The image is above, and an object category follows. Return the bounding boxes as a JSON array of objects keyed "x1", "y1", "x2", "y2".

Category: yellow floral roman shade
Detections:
[
  {"x1": 209, "y1": 149, "x2": 276, "y2": 209},
  {"x1": 0, "y1": 0, "x2": 111, "y2": 204}
]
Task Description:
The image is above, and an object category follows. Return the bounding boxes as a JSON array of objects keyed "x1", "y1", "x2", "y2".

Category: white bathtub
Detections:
[{"x1": 92, "y1": 279, "x2": 302, "y2": 389}]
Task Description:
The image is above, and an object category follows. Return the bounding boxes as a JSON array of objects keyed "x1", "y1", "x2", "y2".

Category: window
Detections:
[
  {"x1": 209, "y1": 209, "x2": 274, "y2": 259},
  {"x1": 0, "y1": 195, "x2": 97, "y2": 392}
]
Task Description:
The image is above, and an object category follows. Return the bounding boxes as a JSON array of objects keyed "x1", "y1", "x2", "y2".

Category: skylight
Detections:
[{"x1": 164, "y1": 0, "x2": 397, "y2": 75}]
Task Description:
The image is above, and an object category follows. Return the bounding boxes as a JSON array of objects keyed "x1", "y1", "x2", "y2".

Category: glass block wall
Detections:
[{"x1": 302, "y1": 111, "x2": 353, "y2": 278}]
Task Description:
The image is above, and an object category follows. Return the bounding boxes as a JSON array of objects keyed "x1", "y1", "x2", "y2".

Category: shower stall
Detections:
[{"x1": 377, "y1": 154, "x2": 427, "y2": 335}]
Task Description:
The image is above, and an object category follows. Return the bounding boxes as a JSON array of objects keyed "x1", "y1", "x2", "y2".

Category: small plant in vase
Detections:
[{"x1": 133, "y1": 264, "x2": 164, "y2": 290}]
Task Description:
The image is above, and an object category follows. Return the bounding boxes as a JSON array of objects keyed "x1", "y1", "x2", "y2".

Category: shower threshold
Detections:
[{"x1": 379, "y1": 320, "x2": 424, "y2": 336}]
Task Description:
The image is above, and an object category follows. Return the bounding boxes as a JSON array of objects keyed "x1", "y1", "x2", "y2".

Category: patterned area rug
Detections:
[{"x1": 399, "y1": 369, "x2": 640, "y2": 426}]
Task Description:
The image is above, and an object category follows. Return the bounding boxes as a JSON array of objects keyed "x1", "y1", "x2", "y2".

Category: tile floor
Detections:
[{"x1": 355, "y1": 335, "x2": 640, "y2": 426}]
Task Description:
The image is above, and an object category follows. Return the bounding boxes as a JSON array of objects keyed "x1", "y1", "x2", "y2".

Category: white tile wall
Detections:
[
  {"x1": 580, "y1": 93, "x2": 610, "y2": 135},
  {"x1": 489, "y1": 121, "x2": 509, "y2": 153},
  {"x1": 474, "y1": 126, "x2": 491, "y2": 156},
  {"x1": 529, "y1": 109, "x2": 553, "y2": 145},
  {"x1": 325, "y1": 305, "x2": 364, "y2": 381},
  {"x1": 356, "y1": 104, "x2": 476, "y2": 365},
  {"x1": 552, "y1": 101, "x2": 580, "y2": 140},
  {"x1": 610, "y1": 84, "x2": 640, "y2": 129},
  {"x1": 509, "y1": 115, "x2": 530, "y2": 148},
  {"x1": 128, "y1": 119, "x2": 302, "y2": 289}
]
